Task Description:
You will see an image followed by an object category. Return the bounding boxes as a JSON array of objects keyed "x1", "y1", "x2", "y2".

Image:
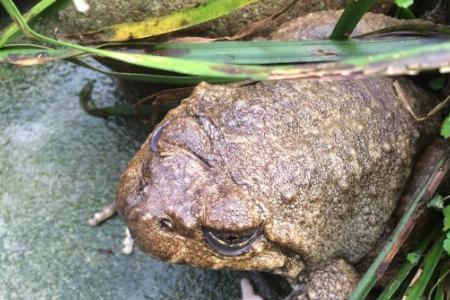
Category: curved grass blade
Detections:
[
  {"x1": 71, "y1": 59, "x2": 239, "y2": 85},
  {"x1": 0, "y1": 44, "x2": 237, "y2": 84},
  {"x1": 79, "y1": 81, "x2": 183, "y2": 118},
  {"x1": 0, "y1": 0, "x2": 71, "y2": 47},
  {"x1": 79, "y1": 81, "x2": 152, "y2": 118},
  {"x1": 63, "y1": 0, "x2": 256, "y2": 43},
  {"x1": 428, "y1": 265, "x2": 450, "y2": 300},
  {"x1": 358, "y1": 24, "x2": 450, "y2": 38},
  {"x1": 330, "y1": 0, "x2": 376, "y2": 40}
]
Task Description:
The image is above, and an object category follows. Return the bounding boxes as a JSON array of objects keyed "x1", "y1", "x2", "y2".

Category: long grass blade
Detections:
[
  {"x1": 151, "y1": 36, "x2": 448, "y2": 64},
  {"x1": 4, "y1": 0, "x2": 450, "y2": 81},
  {"x1": 63, "y1": 0, "x2": 256, "y2": 43},
  {"x1": 71, "y1": 59, "x2": 239, "y2": 85},
  {"x1": 3, "y1": 36, "x2": 447, "y2": 66}
]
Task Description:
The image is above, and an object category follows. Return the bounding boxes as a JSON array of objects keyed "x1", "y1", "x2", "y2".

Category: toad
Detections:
[{"x1": 111, "y1": 11, "x2": 441, "y2": 300}]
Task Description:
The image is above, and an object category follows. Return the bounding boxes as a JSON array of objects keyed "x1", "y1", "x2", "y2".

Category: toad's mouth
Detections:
[{"x1": 203, "y1": 227, "x2": 260, "y2": 256}]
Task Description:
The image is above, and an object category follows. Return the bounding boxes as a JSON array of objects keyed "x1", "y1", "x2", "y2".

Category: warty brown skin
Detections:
[
  {"x1": 117, "y1": 77, "x2": 438, "y2": 273},
  {"x1": 115, "y1": 11, "x2": 440, "y2": 299}
]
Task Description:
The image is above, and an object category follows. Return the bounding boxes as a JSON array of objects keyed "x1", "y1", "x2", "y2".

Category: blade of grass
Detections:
[
  {"x1": 3, "y1": 36, "x2": 447, "y2": 66},
  {"x1": 0, "y1": 0, "x2": 57, "y2": 46},
  {"x1": 357, "y1": 23, "x2": 450, "y2": 38},
  {"x1": 1, "y1": 0, "x2": 262, "y2": 79},
  {"x1": 0, "y1": 46, "x2": 81, "y2": 65},
  {"x1": 405, "y1": 234, "x2": 445, "y2": 299},
  {"x1": 0, "y1": 0, "x2": 71, "y2": 47},
  {"x1": 79, "y1": 81, "x2": 180, "y2": 118},
  {"x1": 63, "y1": 0, "x2": 257, "y2": 43},
  {"x1": 71, "y1": 59, "x2": 239, "y2": 85},
  {"x1": 376, "y1": 227, "x2": 438, "y2": 300},
  {"x1": 151, "y1": 36, "x2": 447, "y2": 64},
  {"x1": 4, "y1": 0, "x2": 450, "y2": 81},
  {"x1": 0, "y1": 44, "x2": 235, "y2": 84},
  {"x1": 330, "y1": 0, "x2": 376, "y2": 40},
  {"x1": 349, "y1": 154, "x2": 450, "y2": 300}
]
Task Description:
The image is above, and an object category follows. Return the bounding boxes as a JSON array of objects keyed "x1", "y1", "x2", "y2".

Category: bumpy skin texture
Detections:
[
  {"x1": 295, "y1": 259, "x2": 360, "y2": 300},
  {"x1": 116, "y1": 12, "x2": 439, "y2": 299},
  {"x1": 59, "y1": 0, "x2": 392, "y2": 37}
]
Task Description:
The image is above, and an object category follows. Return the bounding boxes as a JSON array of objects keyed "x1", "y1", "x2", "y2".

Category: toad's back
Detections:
[{"x1": 180, "y1": 77, "x2": 438, "y2": 265}]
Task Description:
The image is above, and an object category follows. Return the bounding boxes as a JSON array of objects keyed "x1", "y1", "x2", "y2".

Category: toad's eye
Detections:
[
  {"x1": 203, "y1": 227, "x2": 260, "y2": 256},
  {"x1": 159, "y1": 218, "x2": 174, "y2": 230},
  {"x1": 150, "y1": 121, "x2": 170, "y2": 152}
]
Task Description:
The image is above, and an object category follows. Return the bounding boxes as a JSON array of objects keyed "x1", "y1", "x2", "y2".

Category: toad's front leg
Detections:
[
  {"x1": 285, "y1": 259, "x2": 359, "y2": 300},
  {"x1": 88, "y1": 203, "x2": 134, "y2": 255}
]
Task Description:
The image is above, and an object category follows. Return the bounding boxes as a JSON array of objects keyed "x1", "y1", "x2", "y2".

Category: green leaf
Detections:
[
  {"x1": 428, "y1": 194, "x2": 444, "y2": 210},
  {"x1": 395, "y1": 0, "x2": 414, "y2": 9},
  {"x1": 443, "y1": 231, "x2": 450, "y2": 256},
  {"x1": 4, "y1": 0, "x2": 450, "y2": 82},
  {"x1": 72, "y1": 59, "x2": 239, "y2": 85},
  {"x1": 150, "y1": 36, "x2": 446, "y2": 64},
  {"x1": 3, "y1": 36, "x2": 446, "y2": 66},
  {"x1": 406, "y1": 252, "x2": 420, "y2": 264},
  {"x1": 443, "y1": 206, "x2": 450, "y2": 231},
  {"x1": 441, "y1": 115, "x2": 450, "y2": 138}
]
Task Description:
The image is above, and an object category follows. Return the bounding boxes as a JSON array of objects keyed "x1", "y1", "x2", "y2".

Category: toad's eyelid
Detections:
[{"x1": 150, "y1": 120, "x2": 170, "y2": 152}]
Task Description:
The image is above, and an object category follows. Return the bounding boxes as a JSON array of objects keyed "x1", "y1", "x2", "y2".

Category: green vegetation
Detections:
[
  {"x1": 2, "y1": 0, "x2": 450, "y2": 299},
  {"x1": 2, "y1": 0, "x2": 450, "y2": 81}
]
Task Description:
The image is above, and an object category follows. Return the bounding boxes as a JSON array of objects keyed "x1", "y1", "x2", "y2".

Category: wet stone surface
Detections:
[{"x1": 0, "y1": 62, "x2": 241, "y2": 299}]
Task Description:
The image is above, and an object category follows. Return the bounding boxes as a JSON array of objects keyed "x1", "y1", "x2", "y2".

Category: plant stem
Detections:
[{"x1": 330, "y1": 0, "x2": 376, "y2": 40}]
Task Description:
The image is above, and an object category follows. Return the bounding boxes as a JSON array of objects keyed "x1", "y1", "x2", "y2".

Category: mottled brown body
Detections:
[{"x1": 116, "y1": 11, "x2": 439, "y2": 300}]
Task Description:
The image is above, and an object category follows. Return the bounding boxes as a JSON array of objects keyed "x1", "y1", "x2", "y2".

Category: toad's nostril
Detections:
[{"x1": 203, "y1": 227, "x2": 260, "y2": 256}]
